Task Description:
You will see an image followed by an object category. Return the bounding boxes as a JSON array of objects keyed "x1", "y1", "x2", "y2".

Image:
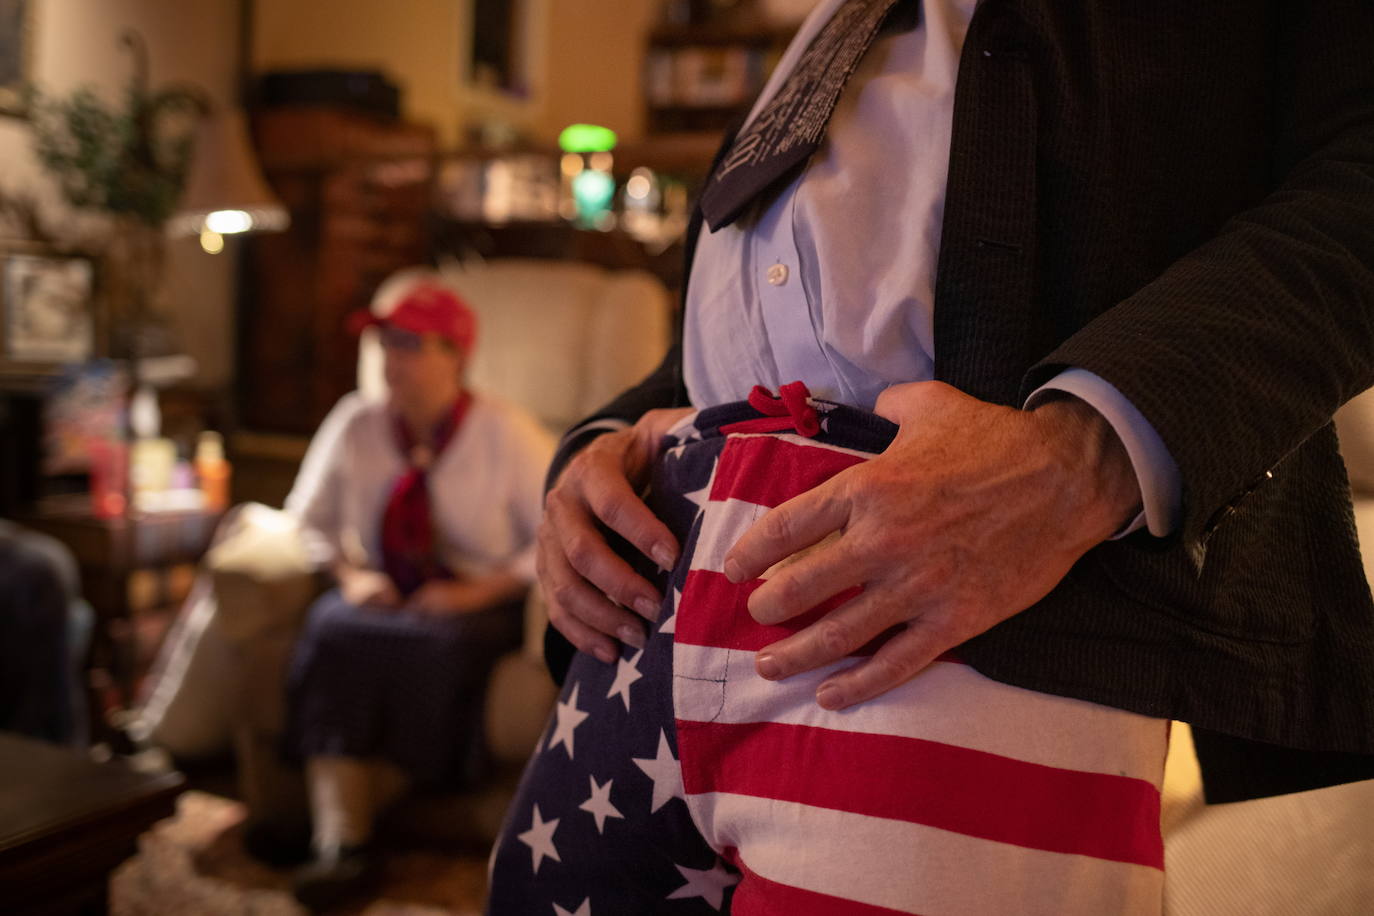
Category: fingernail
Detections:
[
  {"x1": 817, "y1": 684, "x2": 845, "y2": 709},
  {"x1": 634, "y1": 596, "x2": 660, "y2": 618},
  {"x1": 652, "y1": 544, "x2": 676, "y2": 571},
  {"x1": 724, "y1": 558, "x2": 743, "y2": 583},
  {"x1": 756, "y1": 653, "x2": 780, "y2": 680},
  {"x1": 617, "y1": 624, "x2": 646, "y2": 649},
  {"x1": 594, "y1": 646, "x2": 616, "y2": 664}
]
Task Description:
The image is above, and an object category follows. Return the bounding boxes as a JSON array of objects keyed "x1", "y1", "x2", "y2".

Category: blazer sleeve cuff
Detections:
[{"x1": 1025, "y1": 368, "x2": 1183, "y2": 539}]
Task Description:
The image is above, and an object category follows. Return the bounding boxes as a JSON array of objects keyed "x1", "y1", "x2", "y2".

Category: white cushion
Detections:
[
  {"x1": 1335, "y1": 388, "x2": 1374, "y2": 495},
  {"x1": 133, "y1": 504, "x2": 318, "y2": 758}
]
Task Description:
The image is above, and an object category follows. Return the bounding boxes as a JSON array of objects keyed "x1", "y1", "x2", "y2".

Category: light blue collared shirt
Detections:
[{"x1": 681, "y1": 0, "x2": 1181, "y2": 536}]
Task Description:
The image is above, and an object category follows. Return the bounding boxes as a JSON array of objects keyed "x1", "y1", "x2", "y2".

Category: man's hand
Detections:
[
  {"x1": 539, "y1": 408, "x2": 694, "y2": 663},
  {"x1": 723, "y1": 381, "x2": 1140, "y2": 710},
  {"x1": 338, "y1": 565, "x2": 402, "y2": 609}
]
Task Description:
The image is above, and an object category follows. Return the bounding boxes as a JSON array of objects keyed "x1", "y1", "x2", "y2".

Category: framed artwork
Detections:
[
  {"x1": 468, "y1": 0, "x2": 529, "y2": 97},
  {"x1": 0, "y1": 0, "x2": 31, "y2": 118},
  {"x1": 0, "y1": 249, "x2": 96, "y2": 369}
]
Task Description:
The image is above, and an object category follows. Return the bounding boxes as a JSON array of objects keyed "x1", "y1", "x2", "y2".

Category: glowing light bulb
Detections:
[{"x1": 204, "y1": 209, "x2": 254, "y2": 234}]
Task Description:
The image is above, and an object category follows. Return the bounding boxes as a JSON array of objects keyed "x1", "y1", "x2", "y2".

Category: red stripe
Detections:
[
  {"x1": 720, "y1": 848, "x2": 918, "y2": 916},
  {"x1": 675, "y1": 570, "x2": 863, "y2": 652},
  {"x1": 719, "y1": 416, "x2": 801, "y2": 436},
  {"x1": 709, "y1": 435, "x2": 867, "y2": 508},
  {"x1": 674, "y1": 569, "x2": 966, "y2": 663},
  {"x1": 676, "y1": 720, "x2": 1163, "y2": 869}
]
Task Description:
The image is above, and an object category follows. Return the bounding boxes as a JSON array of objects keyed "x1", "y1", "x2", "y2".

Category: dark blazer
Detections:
[{"x1": 547, "y1": 0, "x2": 1374, "y2": 797}]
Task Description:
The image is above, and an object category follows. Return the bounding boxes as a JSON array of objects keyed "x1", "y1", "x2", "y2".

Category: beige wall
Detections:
[
  {"x1": 0, "y1": 0, "x2": 241, "y2": 387},
  {"x1": 253, "y1": 0, "x2": 658, "y2": 146},
  {"x1": 0, "y1": 0, "x2": 662, "y2": 390},
  {"x1": 534, "y1": 0, "x2": 658, "y2": 142},
  {"x1": 253, "y1": 0, "x2": 477, "y2": 147}
]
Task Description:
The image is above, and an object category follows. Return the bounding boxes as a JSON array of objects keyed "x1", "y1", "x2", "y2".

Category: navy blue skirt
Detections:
[{"x1": 284, "y1": 589, "x2": 523, "y2": 788}]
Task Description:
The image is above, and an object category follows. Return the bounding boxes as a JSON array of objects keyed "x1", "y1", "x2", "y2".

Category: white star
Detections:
[
  {"x1": 516, "y1": 804, "x2": 561, "y2": 873},
  {"x1": 552, "y1": 899, "x2": 592, "y2": 916},
  {"x1": 682, "y1": 482, "x2": 711, "y2": 509},
  {"x1": 667, "y1": 859, "x2": 740, "y2": 910},
  {"x1": 632, "y1": 729, "x2": 684, "y2": 813},
  {"x1": 578, "y1": 775, "x2": 624, "y2": 834},
  {"x1": 658, "y1": 586, "x2": 680, "y2": 634},
  {"x1": 606, "y1": 648, "x2": 644, "y2": 711},
  {"x1": 669, "y1": 416, "x2": 702, "y2": 444},
  {"x1": 546, "y1": 681, "x2": 590, "y2": 760}
]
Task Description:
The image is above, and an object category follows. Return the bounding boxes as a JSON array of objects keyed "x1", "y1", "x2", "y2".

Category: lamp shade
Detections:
[{"x1": 168, "y1": 109, "x2": 289, "y2": 238}]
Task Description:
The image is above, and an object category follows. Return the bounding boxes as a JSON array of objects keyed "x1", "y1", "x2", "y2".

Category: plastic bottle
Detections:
[{"x1": 195, "y1": 431, "x2": 231, "y2": 512}]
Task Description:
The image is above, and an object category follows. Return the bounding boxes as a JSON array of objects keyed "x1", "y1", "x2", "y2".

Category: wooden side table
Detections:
[
  {"x1": 16, "y1": 496, "x2": 224, "y2": 725},
  {"x1": 0, "y1": 733, "x2": 184, "y2": 914}
]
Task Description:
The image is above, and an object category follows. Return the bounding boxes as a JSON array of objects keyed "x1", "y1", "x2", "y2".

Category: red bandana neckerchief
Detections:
[{"x1": 380, "y1": 391, "x2": 473, "y2": 597}]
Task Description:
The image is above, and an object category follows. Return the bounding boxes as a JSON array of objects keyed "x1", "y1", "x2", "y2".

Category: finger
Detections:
[
  {"x1": 745, "y1": 533, "x2": 864, "y2": 625},
  {"x1": 579, "y1": 457, "x2": 681, "y2": 572},
  {"x1": 724, "y1": 480, "x2": 850, "y2": 583},
  {"x1": 872, "y1": 380, "x2": 927, "y2": 422},
  {"x1": 753, "y1": 589, "x2": 907, "y2": 682},
  {"x1": 813, "y1": 617, "x2": 949, "y2": 710},
  {"x1": 546, "y1": 493, "x2": 664, "y2": 620},
  {"x1": 539, "y1": 526, "x2": 650, "y2": 658}
]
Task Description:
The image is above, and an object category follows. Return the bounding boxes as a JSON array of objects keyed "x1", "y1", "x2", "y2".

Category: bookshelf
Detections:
[{"x1": 643, "y1": 15, "x2": 796, "y2": 137}]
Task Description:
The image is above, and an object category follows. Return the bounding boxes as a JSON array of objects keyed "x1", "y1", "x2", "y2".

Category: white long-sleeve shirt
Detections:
[
  {"x1": 682, "y1": 0, "x2": 1181, "y2": 536},
  {"x1": 285, "y1": 391, "x2": 553, "y2": 583}
]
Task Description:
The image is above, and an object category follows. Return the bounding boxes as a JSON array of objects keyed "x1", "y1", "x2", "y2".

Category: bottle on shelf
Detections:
[{"x1": 195, "y1": 431, "x2": 232, "y2": 512}]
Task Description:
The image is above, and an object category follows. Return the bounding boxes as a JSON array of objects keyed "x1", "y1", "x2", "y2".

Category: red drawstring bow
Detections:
[{"x1": 720, "y1": 381, "x2": 821, "y2": 438}]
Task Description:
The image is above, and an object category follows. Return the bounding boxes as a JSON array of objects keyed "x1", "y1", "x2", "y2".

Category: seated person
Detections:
[
  {"x1": 0, "y1": 520, "x2": 92, "y2": 746},
  {"x1": 271, "y1": 282, "x2": 551, "y2": 906}
]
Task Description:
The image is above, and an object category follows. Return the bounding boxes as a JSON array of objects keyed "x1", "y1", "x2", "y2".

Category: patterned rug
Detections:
[{"x1": 110, "y1": 792, "x2": 487, "y2": 915}]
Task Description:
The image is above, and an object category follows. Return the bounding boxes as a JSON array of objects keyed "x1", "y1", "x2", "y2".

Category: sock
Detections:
[{"x1": 307, "y1": 755, "x2": 375, "y2": 856}]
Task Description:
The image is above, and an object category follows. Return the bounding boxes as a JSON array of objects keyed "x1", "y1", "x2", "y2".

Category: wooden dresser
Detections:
[{"x1": 238, "y1": 107, "x2": 436, "y2": 436}]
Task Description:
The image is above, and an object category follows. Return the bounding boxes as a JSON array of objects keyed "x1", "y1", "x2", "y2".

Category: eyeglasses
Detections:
[{"x1": 379, "y1": 326, "x2": 424, "y2": 352}]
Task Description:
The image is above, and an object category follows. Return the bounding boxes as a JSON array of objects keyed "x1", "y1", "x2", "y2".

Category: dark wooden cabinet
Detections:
[{"x1": 237, "y1": 108, "x2": 436, "y2": 435}]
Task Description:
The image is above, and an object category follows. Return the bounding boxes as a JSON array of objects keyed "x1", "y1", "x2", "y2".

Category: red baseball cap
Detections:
[{"x1": 348, "y1": 283, "x2": 477, "y2": 354}]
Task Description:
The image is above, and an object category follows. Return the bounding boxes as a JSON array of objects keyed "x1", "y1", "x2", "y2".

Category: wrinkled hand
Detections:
[
  {"x1": 540, "y1": 407, "x2": 694, "y2": 663},
  {"x1": 339, "y1": 566, "x2": 401, "y2": 609},
  {"x1": 723, "y1": 381, "x2": 1140, "y2": 710}
]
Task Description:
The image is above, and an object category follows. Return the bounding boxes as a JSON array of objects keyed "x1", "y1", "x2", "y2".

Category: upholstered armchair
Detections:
[{"x1": 147, "y1": 258, "x2": 673, "y2": 845}]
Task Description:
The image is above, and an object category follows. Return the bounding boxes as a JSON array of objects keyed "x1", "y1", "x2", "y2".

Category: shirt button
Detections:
[{"x1": 766, "y1": 263, "x2": 789, "y2": 286}]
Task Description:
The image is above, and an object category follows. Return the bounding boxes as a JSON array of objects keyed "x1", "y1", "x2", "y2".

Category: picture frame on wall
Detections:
[
  {"x1": 0, "y1": 0, "x2": 31, "y2": 118},
  {"x1": 468, "y1": 0, "x2": 529, "y2": 97},
  {"x1": 0, "y1": 248, "x2": 96, "y2": 370}
]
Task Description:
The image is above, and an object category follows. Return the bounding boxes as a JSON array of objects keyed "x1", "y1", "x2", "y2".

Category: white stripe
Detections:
[
  {"x1": 689, "y1": 794, "x2": 1163, "y2": 916},
  {"x1": 673, "y1": 642, "x2": 1167, "y2": 784},
  {"x1": 689, "y1": 497, "x2": 765, "y2": 574}
]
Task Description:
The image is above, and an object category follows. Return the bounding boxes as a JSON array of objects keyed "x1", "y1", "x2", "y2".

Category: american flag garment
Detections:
[{"x1": 487, "y1": 386, "x2": 1169, "y2": 915}]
